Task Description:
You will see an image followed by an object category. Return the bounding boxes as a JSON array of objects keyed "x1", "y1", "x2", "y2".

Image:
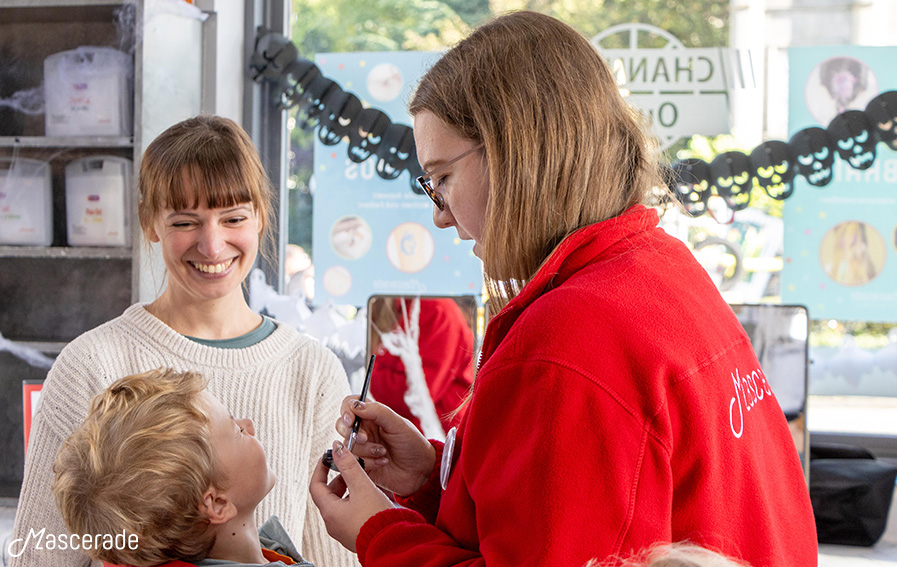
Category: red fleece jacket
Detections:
[{"x1": 356, "y1": 205, "x2": 817, "y2": 567}]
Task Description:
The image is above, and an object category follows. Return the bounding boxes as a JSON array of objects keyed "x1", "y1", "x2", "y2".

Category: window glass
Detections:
[{"x1": 284, "y1": 1, "x2": 896, "y2": 437}]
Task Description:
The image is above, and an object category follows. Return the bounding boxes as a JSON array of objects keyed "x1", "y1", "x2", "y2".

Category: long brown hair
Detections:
[{"x1": 410, "y1": 11, "x2": 664, "y2": 311}]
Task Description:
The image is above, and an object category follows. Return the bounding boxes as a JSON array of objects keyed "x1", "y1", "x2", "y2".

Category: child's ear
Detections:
[{"x1": 200, "y1": 486, "x2": 237, "y2": 525}]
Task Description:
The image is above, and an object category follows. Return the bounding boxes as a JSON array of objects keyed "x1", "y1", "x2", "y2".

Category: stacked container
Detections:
[
  {"x1": 0, "y1": 158, "x2": 53, "y2": 246},
  {"x1": 65, "y1": 155, "x2": 132, "y2": 247},
  {"x1": 44, "y1": 46, "x2": 133, "y2": 137}
]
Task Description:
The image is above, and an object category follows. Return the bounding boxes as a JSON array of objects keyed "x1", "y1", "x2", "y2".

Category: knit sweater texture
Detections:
[
  {"x1": 10, "y1": 304, "x2": 359, "y2": 567},
  {"x1": 356, "y1": 205, "x2": 818, "y2": 567}
]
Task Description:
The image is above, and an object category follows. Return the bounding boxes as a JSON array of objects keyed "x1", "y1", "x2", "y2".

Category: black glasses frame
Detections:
[{"x1": 416, "y1": 144, "x2": 484, "y2": 210}]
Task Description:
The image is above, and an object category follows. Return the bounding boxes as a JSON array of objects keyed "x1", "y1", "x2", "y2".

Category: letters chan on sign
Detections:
[
  {"x1": 617, "y1": 53, "x2": 715, "y2": 88},
  {"x1": 602, "y1": 48, "x2": 740, "y2": 91},
  {"x1": 598, "y1": 47, "x2": 756, "y2": 142}
]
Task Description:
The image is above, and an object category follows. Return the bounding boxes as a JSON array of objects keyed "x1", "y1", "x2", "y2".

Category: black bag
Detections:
[{"x1": 809, "y1": 443, "x2": 897, "y2": 546}]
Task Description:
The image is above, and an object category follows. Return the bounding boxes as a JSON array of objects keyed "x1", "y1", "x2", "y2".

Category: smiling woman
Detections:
[
  {"x1": 147, "y1": 190, "x2": 262, "y2": 327},
  {"x1": 9, "y1": 116, "x2": 360, "y2": 567},
  {"x1": 137, "y1": 117, "x2": 273, "y2": 337}
]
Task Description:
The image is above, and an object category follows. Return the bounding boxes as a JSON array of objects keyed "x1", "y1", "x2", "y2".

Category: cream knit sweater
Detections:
[{"x1": 10, "y1": 304, "x2": 359, "y2": 567}]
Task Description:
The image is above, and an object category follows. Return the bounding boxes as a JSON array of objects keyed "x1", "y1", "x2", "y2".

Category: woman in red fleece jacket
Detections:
[{"x1": 310, "y1": 10, "x2": 818, "y2": 567}]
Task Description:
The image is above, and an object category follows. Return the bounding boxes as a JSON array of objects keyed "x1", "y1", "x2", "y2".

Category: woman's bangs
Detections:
[{"x1": 168, "y1": 163, "x2": 256, "y2": 212}]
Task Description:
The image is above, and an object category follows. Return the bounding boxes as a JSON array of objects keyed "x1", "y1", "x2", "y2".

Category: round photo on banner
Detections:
[
  {"x1": 330, "y1": 215, "x2": 373, "y2": 260},
  {"x1": 322, "y1": 265, "x2": 352, "y2": 297},
  {"x1": 386, "y1": 222, "x2": 435, "y2": 273},
  {"x1": 805, "y1": 56, "x2": 878, "y2": 126},
  {"x1": 819, "y1": 220, "x2": 886, "y2": 286},
  {"x1": 367, "y1": 63, "x2": 404, "y2": 102}
]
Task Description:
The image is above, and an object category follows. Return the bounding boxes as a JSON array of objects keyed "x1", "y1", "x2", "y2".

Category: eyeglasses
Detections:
[{"x1": 417, "y1": 143, "x2": 484, "y2": 211}]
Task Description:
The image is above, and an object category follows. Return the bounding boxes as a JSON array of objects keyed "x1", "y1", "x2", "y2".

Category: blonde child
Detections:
[{"x1": 53, "y1": 368, "x2": 312, "y2": 567}]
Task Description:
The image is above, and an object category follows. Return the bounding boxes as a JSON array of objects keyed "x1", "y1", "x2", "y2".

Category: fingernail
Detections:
[
  {"x1": 333, "y1": 441, "x2": 344, "y2": 455},
  {"x1": 343, "y1": 412, "x2": 353, "y2": 426},
  {"x1": 353, "y1": 400, "x2": 365, "y2": 410},
  {"x1": 371, "y1": 445, "x2": 385, "y2": 456}
]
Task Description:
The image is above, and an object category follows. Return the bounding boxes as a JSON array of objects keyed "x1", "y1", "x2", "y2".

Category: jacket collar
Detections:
[{"x1": 478, "y1": 205, "x2": 659, "y2": 370}]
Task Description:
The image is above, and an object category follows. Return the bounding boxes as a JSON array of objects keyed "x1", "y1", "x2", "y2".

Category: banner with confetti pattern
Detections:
[
  {"x1": 311, "y1": 51, "x2": 484, "y2": 307},
  {"x1": 783, "y1": 46, "x2": 897, "y2": 322}
]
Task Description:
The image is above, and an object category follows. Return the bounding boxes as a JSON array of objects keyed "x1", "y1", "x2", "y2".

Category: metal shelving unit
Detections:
[
  {"x1": 0, "y1": 0, "x2": 139, "y2": 315},
  {"x1": 0, "y1": 245, "x2": 132, "y2": 259},
  {"x1": 1, "y1": 0, "x2": 124, "y2": 7},
  {"x1": 0, "y1": 136, "x2": 134, "y2": 148},
  {"x1": 1, "y1": 0, "x2": 216, "y2": 500},
  {"x1": 0, "y1": 0, "x2": 143, "y2": 499}
]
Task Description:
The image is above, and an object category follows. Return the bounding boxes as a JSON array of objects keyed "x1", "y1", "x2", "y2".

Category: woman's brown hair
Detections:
[
  {"x1": 410, "y1": 11, "x2": 664, "y2": 310},
  {"x1": 137, "y1": 114, "x2": 275, "y2": 264}
]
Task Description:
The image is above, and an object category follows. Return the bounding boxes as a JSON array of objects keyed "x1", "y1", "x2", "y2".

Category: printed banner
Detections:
[
  {"x1": 783, "y1": 46, "x2": 897, "y2": 322},
  {"x1": 312, "y1": 52, "x2": 484, "y2": 306}
]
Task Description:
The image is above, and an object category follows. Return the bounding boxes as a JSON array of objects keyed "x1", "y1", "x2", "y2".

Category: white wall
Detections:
[
  {"x1": 210, "y1": 0, "x2": 246, "y2": 124},
  {"x1": 136, "y1": 0, "x2": 248, "y2": 303}
]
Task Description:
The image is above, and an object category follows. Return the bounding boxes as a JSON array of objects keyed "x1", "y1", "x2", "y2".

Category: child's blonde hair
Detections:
[
  {"x1": 52, "y1": 368, "x2": 225, "y2": 567},
  {"x1": 587, "y1": 543, "x2": 751, "y2": 567}
]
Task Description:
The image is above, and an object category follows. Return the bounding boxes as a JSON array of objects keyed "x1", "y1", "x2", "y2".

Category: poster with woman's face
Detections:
[
  {"x1": 804, "y1": 56, "x2": 878, "y2": 126},
  {"x1": 783, "y1": 46, "x2": 897, "y2": 322}
]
